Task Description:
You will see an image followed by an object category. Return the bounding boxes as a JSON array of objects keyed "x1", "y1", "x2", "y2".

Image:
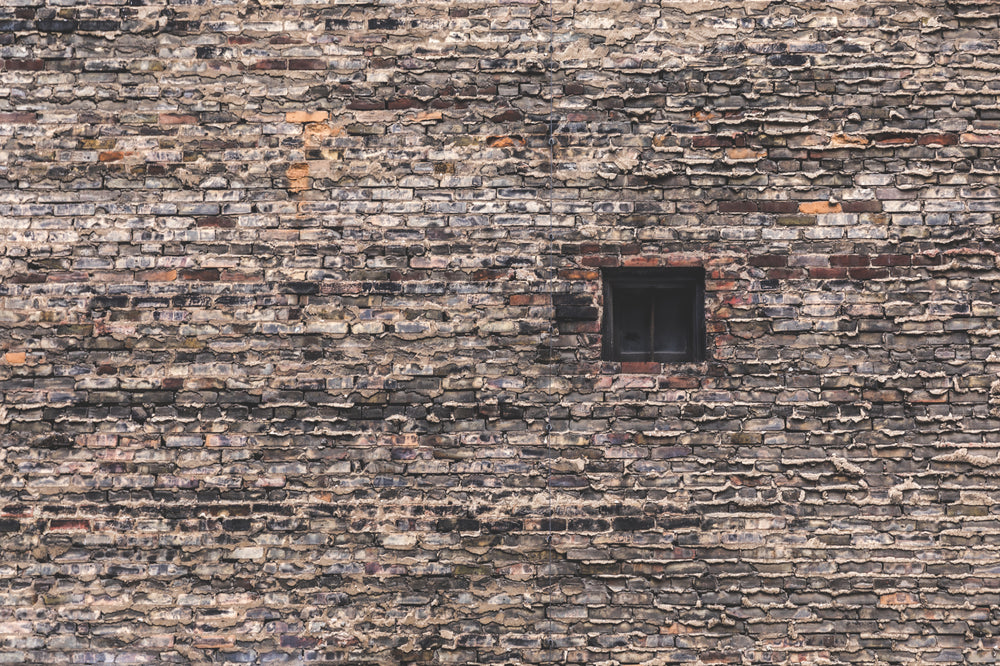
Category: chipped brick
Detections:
[{"x1": 799, "y1": 201, "x2": 843, "y2": 214}]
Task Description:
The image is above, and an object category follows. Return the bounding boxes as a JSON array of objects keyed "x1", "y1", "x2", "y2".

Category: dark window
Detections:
[{"x1": 602, "y1": 267, "x2": 705, "y2": 362}]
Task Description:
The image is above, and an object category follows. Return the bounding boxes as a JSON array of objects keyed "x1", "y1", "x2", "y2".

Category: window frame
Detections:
[{"x1": 601, "y1": 267, "x2": 706, "y2": 363}]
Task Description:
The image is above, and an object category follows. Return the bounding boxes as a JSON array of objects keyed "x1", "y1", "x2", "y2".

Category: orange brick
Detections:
[
  {"x1": 136, "y1": 269, "x2": 177, "y2": 282},
  {"x1": 286, "y1": 163, "x2": 310, "y2": 192},
  {"x1": 830, "y1": 133, "x2": 868, "y2": 147},
  {"x1": 726, "y1": 147, "x2": 766, "y2": 159},
  {"x1": 486, "y1": 135, "x2": 526, "y2": 148},
  {"x1": 4, "y1": 352, "x2": 25, "y2": 365},
  {"x1": 961, "y1": 133, "x2": 1000, "y2": 145},
  {"x1": 799, "y1": 201, "x2": 843, "y2": 214},
  {"x1": 286, "y1": 110, "x2": 328, "y2": 123},
  {"x1": 411, "y1": 110, "x2": 443, "y2": 123},
  {"x1": 510, "y1": 294, "x2": 548, "y2": 306},
  {"x1": 879, "y1": 592, "x2": 919, "y2": 607}
]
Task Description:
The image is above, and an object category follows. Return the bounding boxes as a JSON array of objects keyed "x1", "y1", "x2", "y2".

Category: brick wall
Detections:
[{"x1": 3, "y1": 1, "x2": 1000, "y2": 663}]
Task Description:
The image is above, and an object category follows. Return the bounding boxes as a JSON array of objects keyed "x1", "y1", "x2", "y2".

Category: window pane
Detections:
[
  {"x1": 653, "y1": 288, "x2": 691, "y2": 354},
  {"x1": 616, "y1": 289, "x2": 651, "y2": 355},
  {"x1": 603, "y1": 267, "x2": 705, "y2": 363}
]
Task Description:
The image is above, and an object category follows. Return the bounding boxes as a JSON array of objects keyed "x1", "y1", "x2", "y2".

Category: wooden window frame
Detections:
[{"x1": 601, "y1": 267, "x2": 706, "y2": 363}]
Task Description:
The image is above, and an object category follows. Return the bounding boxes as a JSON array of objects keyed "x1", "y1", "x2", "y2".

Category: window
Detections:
[{"x1": 602, "y1": 267, "x2": 705, "y2": 363}]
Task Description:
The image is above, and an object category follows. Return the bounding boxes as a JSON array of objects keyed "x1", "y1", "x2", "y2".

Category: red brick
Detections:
[
  {"x1": 4, "y1": 59, "x2": 44, "y2": 71},
  {"x1": 347, "y1": 99, "x2": 385, "y2": 110},
  {"x1": 873, "y1": 132, "x2": 917, "y2": 144},
  {"x1": 0, "y1": 112, "x2": 37, "y2": 123},
  {"x1": 661, "y1": 376, "x2": 700, "y2": 389},
  {"x1": 471, "y1": 268, "x2": 507, "y2": 280},
  {"x1": 872, "y1": 254, "x2": 910, "y2": 267},
  {"x1": 490, "y1": 109, "x2": 523, "y2": 122},
  {"x1": 766, "y1": 268, "x2": 806, "y2": 279},
  {"x1": 136, "y1": 269, "x2": 178, "y2": 282},
  {"x1": 757, "y1": 201, "x2": 799, "y2": 213},
  {"x1": 808, "y1": 267, "x2": 848, "y2": 279},
  {"x1": 10, "y1": 273, "x2": 46, "y2": 283},
  {"x1": 221, "y1": 270, "x2": 263, "y2": 282},
  {"x1": 252, "y1": 59, "x2": 288, "y2": 70},
  {"x1": 196, "y1": 216, "x2": 236, "y2": 228},
  {"x1": 848, "y1": 267, "x2": 890, "y2": 279},
  {"x1": 510, "y1": 294, "x2": 548, "y2": 306},
  {"x1": 841, "y1": 200, "x2": 882, "y2": 213},
  {"x1": 879, "y1": 592, "x2": 920, "y2": 607},
  {"x1": 864, "y1": 389, "x2": 903, "y2": 402},
  {"x1": 918, "y1": 133, "x2": 958, "y2": 146},
  {"x1": 620, "y1": 361, "x2": 661, "y2": 374},
  {"x1": 49, "y1": 519, "x2": 90, "y2": 531},
  {"x1": 561, "y1": 320, "x2": 600, "y2": 333},
  {"x1": 179, "y1": 268, "x2": 221, "y2": 281},
  {"x1": 830, "y1": 254, "x2": 869, "y2": 267},
  {"x1": 287, "y1": 59, "x2": 325, "y2": 70}
]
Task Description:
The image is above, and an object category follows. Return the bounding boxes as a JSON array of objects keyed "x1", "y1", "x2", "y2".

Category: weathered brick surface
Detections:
[{"x1": 2, "y1": 1, "x2": 1000, "y2": 664}]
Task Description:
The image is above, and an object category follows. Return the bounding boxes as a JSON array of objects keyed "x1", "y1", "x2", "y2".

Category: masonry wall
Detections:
[{"x1": 3, "y1": 1, "x2": 1000, "y2": 664}]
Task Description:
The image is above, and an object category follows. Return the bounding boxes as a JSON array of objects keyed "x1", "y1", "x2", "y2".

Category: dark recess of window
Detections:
[{"x1": 602, "y1": 267, "x2": 705, "y2": 363}]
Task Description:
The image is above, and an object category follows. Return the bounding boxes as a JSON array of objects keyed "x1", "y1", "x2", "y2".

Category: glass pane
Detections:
[
  {"x1": 653, "y1": 288, "x2": 691, "y2": 354},
  {"x1": 616, "y1": 288, "x2": 651, "y2": 355}
]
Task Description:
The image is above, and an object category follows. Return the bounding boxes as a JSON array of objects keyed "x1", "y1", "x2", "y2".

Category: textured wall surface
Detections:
[{"x1": 3, "y1": 0, "x2": 1000, "y2": 663}]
